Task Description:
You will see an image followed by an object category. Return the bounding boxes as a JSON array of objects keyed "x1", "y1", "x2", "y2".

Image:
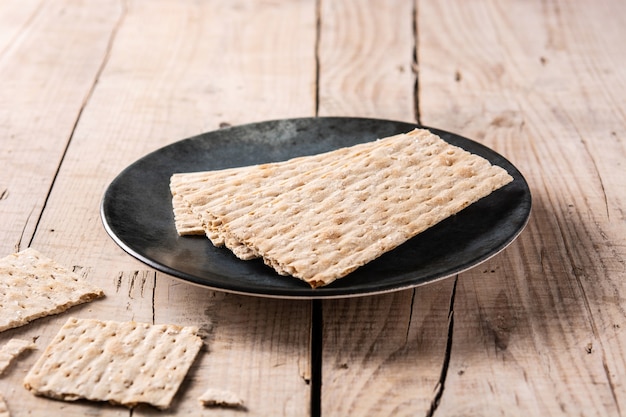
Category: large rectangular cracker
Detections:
[
  {"x1": 0, "y1": 248, "x2": 104, "y2": 332},
  {"x1": 23, "y1": 317, "x2": 203, "y2": 410},
  {"x1": 223, "y1": 129, "x2": 514, "y2": 287},
  {"x1": 173, "y1": 135, "x2": 403, "y2": 259}
]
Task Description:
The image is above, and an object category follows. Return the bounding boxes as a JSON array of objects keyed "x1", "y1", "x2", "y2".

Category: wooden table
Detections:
[{"x1": 1, "y1": 0, "x2": 624, "y2": 415}]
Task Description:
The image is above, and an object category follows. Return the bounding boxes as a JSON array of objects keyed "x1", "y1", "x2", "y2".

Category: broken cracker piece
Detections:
[
  {"x1": 172, "y1": 194, "x2": 206, "y2": 236},
  {"x1": 0, "y1": 338, "x2": 36, "y2": 375},
  {"x1": 23, "y1": 317, "x2": 203, "y2": 410},
  {"x1": 0, "y1": 248, "x2": 104, "y2": 332},
  {"x1": 199, "y1": 387, "x2": 245, "y2": 409}
]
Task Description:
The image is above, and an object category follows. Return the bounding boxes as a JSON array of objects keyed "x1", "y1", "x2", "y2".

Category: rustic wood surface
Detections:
[{"x1": 0, "y1": 0, "x2": 624, "y2": 416}]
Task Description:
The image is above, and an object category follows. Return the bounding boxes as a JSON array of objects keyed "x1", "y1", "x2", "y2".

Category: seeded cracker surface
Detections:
[
  {"x1": 0, "y1": 339, "x2": 36, "y2": 375},
  {"x1": 0, "y1": 248, "x2": 104, "y2": 332},
  {"x1": 23, "y1": 317, "x2": 203, "y2": 410},
  {"x1": 173, "y1": 129, "x2": 513, "y2": 287},
  {"x1": 171, "y1": 137, "x2": 396, "y2": 258}
]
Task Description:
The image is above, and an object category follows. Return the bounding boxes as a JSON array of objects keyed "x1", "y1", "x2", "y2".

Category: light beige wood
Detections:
[
  {"x1": 317, "y1": 0, "x2": 456, "y2": 415},
  {"x1": 317, "y1": 0, "x2": 416, "y2": 122},
  {"x1": 0, "y1": 0, "x2": 123, "y2": 256},
  {"x1": 0, "y1": 0, "x2": 316, "y2": 416},
  {"x1": 1, "y1": 0, "x2": 625, "y2": 415},
  {"x1": 152, "y1": 289, "x2": 312, "y2": 416},
  {"x1": 418, "y1": 0, "x2": 626, "y2": 415},
  {"x1": 322, "y1": 282, "x2": 456, "y2": 416},
  {"x1": 0, "y1": 0, "x2": 41, "y2": 54},
  {"x1": 0, "y1": 2, "x2": 127, "y2": 411}
]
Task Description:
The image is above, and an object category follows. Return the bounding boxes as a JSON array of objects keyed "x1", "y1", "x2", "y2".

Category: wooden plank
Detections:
[
  {"x1": 0, "y1": 0, "x2": 42, "y2": 54},
  {"x1": 0, "y1": 1, "x2": 127, "y2": 411},
  {"x1": 1, "y1": 0, "x2": 317, "y2": 416},
  {"x1": 317, "y1": 0, "x2": 456, "y2": 415},
  {"x1": 0, "y1": 0, "x2": 122, "y2": 256},
  {"x1": 317, "y1": 0, "x2": 415, "y2": 122},
  {"x1": 418, "y1": 0, "x2": 626, "y2": 414},
  {"x1": 152, "y1": 289, "x2": 312, "y2": 416},
  {"x1": 321, "y1": 284, "x2": 455, "y2": 416},
  {"x1": 0, "y1": 1, "x2": 137, "y2": 415}
]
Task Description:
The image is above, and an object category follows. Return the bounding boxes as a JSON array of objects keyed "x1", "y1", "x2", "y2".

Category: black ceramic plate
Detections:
[{"x1": 101, "y1": 117, "x2": 531, "y2": 299}]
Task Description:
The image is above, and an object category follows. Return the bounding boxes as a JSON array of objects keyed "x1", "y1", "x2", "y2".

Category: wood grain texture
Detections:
[
  {"x1": 150, "y1": 289, "x2": 311, "y2": 416},
  {"x1": 317, "y1": 0, "x2": 455, "y2": 415},
  {"x1": 418, "y1": 0, "x2": 626, "y2": 415},
  {"x1": 1, "y1": 0, "x2": 317, "y2": 416},
  {"x1": 0, "y1": 0, "x2": 42, "y2": 54},
  {"x1": 317, "y1": 0, "x2": 416, "y2": 121},
  {"x1": 0, "y1": 2, "x2": 126, "y2": 411},
  {"x1": 1, "y1": 0, "x2": 624, "y2": 415},
  {"x1": 321, "y1": 283, "x2": 455, "y2": 416},
  {"x1": 0, "y1": 0, "x2": 122, "y2": 256}
]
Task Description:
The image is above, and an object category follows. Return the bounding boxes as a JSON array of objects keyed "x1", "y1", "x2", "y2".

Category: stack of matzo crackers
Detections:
[{"x1": 171, "y1": 129, "x2": 513, "y2": 288}]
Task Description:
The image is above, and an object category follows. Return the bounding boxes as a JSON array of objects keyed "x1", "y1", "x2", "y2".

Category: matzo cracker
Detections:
[
  {"x1": 0, "y1": 249, "x2": 104, "y2": 332},
  {"x1": 0, "y1": 339, "x2": 36, "y2": 375},
  {"x1": 173, "y1": 129, "x2": 513, "y2": 287},
  {"x1": 199, "y1": 388, "x2": 245, "y2": 408},
  {"x1": 23, "y1": 317, "x2": 203, "y2": 410},
  {"x1": 173, "y1": 134, "x2": 403, "y2": 259},
  {"x1": 222, "y1": 129, "x2": 513, "y2": 287}
]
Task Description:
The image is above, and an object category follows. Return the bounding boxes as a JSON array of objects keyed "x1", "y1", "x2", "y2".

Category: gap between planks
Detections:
[
  {"x1": 309, "y1": 1, "x2": 458, "y2": 415},
  {"x1": 25, "y1": 1, "x2": 127, "y2": 252},
  {"x1": 426, "y1": 276, "x2": 458, "y2": 417},
  {"x1": 309, "y1": 279, "x2": 459, "y2": 417}
]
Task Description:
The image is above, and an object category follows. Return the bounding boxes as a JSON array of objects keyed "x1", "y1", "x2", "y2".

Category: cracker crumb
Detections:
[
  {"x1": 0, "y1": 339, "x2": 36, "y2": 375},
  {"x1": 199, "y1": 388, "x2": 245, "y2": 409}
]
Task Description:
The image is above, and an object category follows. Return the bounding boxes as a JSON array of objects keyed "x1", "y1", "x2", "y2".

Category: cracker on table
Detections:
[
  {"x1": 23, "y1": 317, "x2": 203, "y2": 410},
  {"x1": 199, "y1": 387, "x2": 245, "y2": 409},
  {"x1": 0, "y1": 248, "x2": 104, "y2": 332},
  {"x1": 222, "y1": 129, "x2": 513, "y2": 287},
  {"x1": 0, "y1": 338, "x2": 36, "y2": 376}
]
